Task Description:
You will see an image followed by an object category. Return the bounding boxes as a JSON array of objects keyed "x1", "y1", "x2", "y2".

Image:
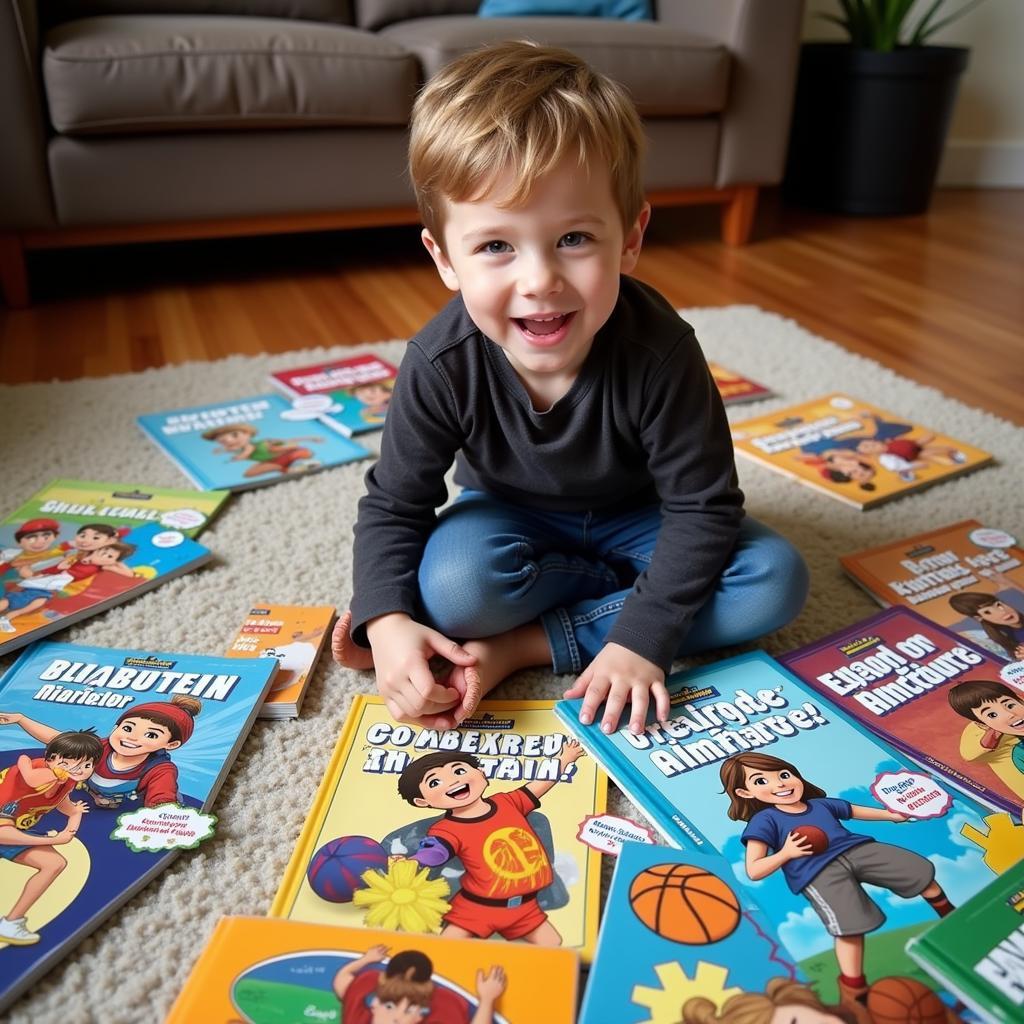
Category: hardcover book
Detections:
[
  {"x1": 907, "y1": 857, "x2": 1024, "y2": 1024},
  {"x1": 166, "y1": 914, "x2": 579, "y2": 1024},
  {"x1": 556, "y1": 651, "x2": 1024, "y2": 1010},
  {"x1": 271, "y1": 696, "x2": 607, "y2": 962},
  {"x1": 708, "y1": 362, "x2": 773, "y2": 405},
  {"x1": 0, "y1": 517, "x2": 212, "y2": 658},
  {"x1": 269, "y1": 352, "x2": 399, "y2": 437},
  {"x1": 0, "y1": 641, "x2": 277, "y2": 1013},
  {"x1": 224, "y1": 602, "x2": 335, "y2": 719},
  {"x1": 729, "y1": 394, "x2": 993, "y2": 509},
  {"x1": 137, "y1": 392, "x2": 370, "y2": 491},
  {"x1": 780, "y1": 607, "x2": 1024, "y2": 818},
  {"x1": 841, "y1": 520, "x2": 1024, "y2": 663},
  {"x1": 579, "y1": 841, "x2": 803, "y2": 1024}
]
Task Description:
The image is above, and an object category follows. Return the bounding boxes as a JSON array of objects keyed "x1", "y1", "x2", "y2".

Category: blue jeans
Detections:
[{"x1": 418, "y1": 490, "x2": 809, "y2": 674}]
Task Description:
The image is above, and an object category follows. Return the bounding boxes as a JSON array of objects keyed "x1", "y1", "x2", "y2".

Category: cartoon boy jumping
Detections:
[
  {"x1": 201, "y1": 422, "x2": 325, "y2": 479},
  {"x1": 398, "y1": 740, "x2": 584, "y2": 945}
]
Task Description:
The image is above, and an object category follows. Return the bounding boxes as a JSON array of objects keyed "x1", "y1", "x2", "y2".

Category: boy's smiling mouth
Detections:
[
  {"x1": 514, "y1": 311, "x2": 575, "y2": 345},
  {"x1": 446, "y1": 782, "x2": 472, "y2": 800}
]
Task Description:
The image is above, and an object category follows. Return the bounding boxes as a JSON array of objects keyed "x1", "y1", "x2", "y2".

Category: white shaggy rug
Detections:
[{"x1": 2, "y1": 306, "x2": 1021, "y2": 1023}]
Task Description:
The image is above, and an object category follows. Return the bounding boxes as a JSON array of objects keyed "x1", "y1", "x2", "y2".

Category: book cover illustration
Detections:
[
  {"x1": 579, "y1": 841, "x2": 815, "y2": 1024},
  {"x1": 3, "y1": 478, "x2": 230, "y2": 540},
  {"x1": 0, "y1": 641, "x2": 277, "y2": 1012},
  {"x1": 841, "y1": 521, "x2": 1024, "y2": 664},
  {"x1": 556, "y1": 651, "x2": 1024, "y2": 1011},
  {"x1": 224, "y1": 603, "x2": 335, "y2": 719},
  {"x1": 730, "y1": 394, "x2": 993, "y2": 509},
  {"x1": 0, "y1": 518, "x2": 212, "y2": 657},
  {"x1": 907, "y1": 857, "x2": 1024, "y2": 1024},
  {"x1": 137, "y1": 392, "x2": 370, "y2": 491},
  {"x1": 269, "y1": 353, "x2": 399, "y2": 437},
  {"x1": 271, "y1": 696, "x2": 606, "y2": 962},
  {"x1": 166, "y1": 915, "x2": 579, "y2": 1024},
  {"x1": 780, "y1": 608, "x2": 1024, "y2": 818},
  {"x1": 708, "y1": 362, "x2": 773, "y2": 406}
]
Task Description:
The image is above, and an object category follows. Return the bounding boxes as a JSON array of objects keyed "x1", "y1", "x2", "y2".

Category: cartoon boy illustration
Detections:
[
  {"x1": 332, "y1": 945, "x2": 506, "y2": 1024},
  {"x1": 720, "y1": 752, "x2": 954, "y2": 1008},
  {"x1": 0, "y1": 728, "x2": 102, "y2": 945},
  {"x1": 201, "y1": 422, "x2": 325, "y2": 479},
  {"x1": 949, "y1": 591, "x2": 1024, "y2": 662},
  {"x1": 0, "y1": 542, "x2": 138, "y2": 633},
  {"x1": 397, "y1": 740, "x2": 585, "y2": 945},
  {"x1": 348, "y1": 380, "x2": 394, "y2": 427},
  {"x1": 0, "y1": 518, "x2": 63, "y2": 579},
  {"x1": 0, "y1": 695, "x2": 201, "y2": 808},
  {"x1": 949, "y1": 679, "x2": 1024, "y2": 799}
]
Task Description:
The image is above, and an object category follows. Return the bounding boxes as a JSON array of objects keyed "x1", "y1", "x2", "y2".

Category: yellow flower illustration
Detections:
[{"x1": 353, "y1": 857, "x2": 451, "y2": 933}]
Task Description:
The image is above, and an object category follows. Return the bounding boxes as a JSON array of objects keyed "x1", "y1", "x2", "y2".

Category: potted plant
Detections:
[{"x1": 784, "y1": 0, "x2": 986, "y2": 215}]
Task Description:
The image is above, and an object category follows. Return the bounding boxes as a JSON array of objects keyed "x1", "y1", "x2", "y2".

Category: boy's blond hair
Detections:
[{"x1": 409, "y1": 40, "x2": 646, "y2": 243}]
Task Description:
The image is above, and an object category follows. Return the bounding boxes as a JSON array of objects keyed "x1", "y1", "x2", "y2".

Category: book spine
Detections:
[{"x1": 906, "y1": 936, "x2": 1013, "y2": 1024}]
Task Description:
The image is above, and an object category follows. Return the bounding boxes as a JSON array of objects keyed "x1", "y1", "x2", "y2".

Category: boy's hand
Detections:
[
  {"x1": 563, "y1": 643, "x2": 669, "y2": 736},
  {"x1": 366, "y1": 613, "x2": 478, "y2": 725}
]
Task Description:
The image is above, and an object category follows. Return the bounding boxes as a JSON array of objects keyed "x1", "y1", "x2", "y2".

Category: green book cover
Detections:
[{"x1": 907, "y1": 858, "x2": 1024, "y2": 1023}]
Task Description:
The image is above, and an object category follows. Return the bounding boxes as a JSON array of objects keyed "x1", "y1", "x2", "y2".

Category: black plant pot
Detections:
[{"x1": 783, "y1": 43, "x2": 969, "y2": 216}]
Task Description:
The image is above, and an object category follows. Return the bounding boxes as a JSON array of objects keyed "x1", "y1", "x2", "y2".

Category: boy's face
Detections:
[
  {"x1": 19, "y1": 530, "x2": 57, "y2": 552},
  {"x1": 973, "y1": 695, "x2": 1024, "y2": 736},
  {"x1": 214, "y1": 428, "x2": 251, "y2": 450},
  {"x1": 111, "y1": 716, "x2": 180, "y2": 755},
  {"x1": 422, "y1": 157, "x2": 649, "y2": 396},
  {"x1": 413, "y1": 760, "x2": 488, "y2": 810},
  {"x1": 47, "y1": 754, "x2": 95, "y2": 781},
  {"x1": 83, "y1": 546, "x2": 123, "y2": 566},
  {"x1": 75, "y1": 527, "x2": 113, "y2": 551},
  {"x1": 369, "y1": 996, "x2": 429, "y2": 1024},
  {"x1": 976, "y1": 600, "x2": 1023, "y2": 626},
  {"x1": 825, "y1": 450, "x2": 875, "y2": 482}
]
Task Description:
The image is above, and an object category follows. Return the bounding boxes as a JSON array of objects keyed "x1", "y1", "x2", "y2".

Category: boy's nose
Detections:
[{"x1": 516, "y1": 255, "x2": 562, "y2": 297}]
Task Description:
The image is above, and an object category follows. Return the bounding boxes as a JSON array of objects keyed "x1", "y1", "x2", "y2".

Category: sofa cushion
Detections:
[
  {"x1": 42, "y1": 0, "x2": 354, "y2": 29},
  {"x1": 354, "y1": 0, "x2": 475, "y2": 31},
  {"x1": 43, "y1": 16, "x2": 419, "y2": 135},
  {"x1": 381, "y1": 16, "x2": 729, "y2": 117}
]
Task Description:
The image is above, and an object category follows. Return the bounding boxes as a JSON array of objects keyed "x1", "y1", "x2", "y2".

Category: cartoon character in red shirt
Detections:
[{"x1": 397, "y1": 740, "x2": 584, "y2": 945}]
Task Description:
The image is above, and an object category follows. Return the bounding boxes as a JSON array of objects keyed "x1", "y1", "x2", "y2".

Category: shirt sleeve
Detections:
[
  {"x1": 139, "y1": 761, "x2": 179, "y2": 806},
  {"x1": 606, "y1": 328, "x2": 744, "y2": 671},
  {"x1": 349, "y1": 342, "x2": 466, "y2": 646}
]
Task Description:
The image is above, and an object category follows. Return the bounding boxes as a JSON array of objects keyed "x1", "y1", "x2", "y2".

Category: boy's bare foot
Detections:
[{"x1": 331, "y1": 610, "x2": 375, "y2": 670}]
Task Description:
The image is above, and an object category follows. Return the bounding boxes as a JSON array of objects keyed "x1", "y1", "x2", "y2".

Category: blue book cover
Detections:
[
  {"x1": 0, "y1": 641, "x2": 277, "y2": 1012},
  {"x1": 557, "y1": 651, "x2": 1024, "y2": 1011},
  {"x1": 0, "y1": 520, "x2": 212, "y2": 658},
  {"x1": 137, "y1": 392, "x2": 369, "y2": 491},
  {"x1": 580, "y1": 842, "x2": 802, "y2": 1024}
]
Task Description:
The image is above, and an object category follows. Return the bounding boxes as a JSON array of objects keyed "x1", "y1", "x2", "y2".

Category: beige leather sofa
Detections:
[{"x1": 1, "y1": 0, "x2": 804, "y2": 306}]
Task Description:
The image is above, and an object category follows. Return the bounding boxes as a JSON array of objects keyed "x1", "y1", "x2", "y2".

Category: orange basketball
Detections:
[
  {"x1": 866, "y1": 976, "x2": 948, "y2": 1024},
  {"x1": 628, "y1": 863, "x2": 741, "y2": 944}
]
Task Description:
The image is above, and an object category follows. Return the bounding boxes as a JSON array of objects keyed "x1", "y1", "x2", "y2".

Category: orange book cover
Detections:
[
  {"x1": 730, "y1": 393, "x2": 993, "y2": 509},
  {"x1": 224, "y1": 603, "x2": 335, "y2": 717},
  {"x1": 708, "y1": 361, "x2": 772, "y2": 405},
  {"x1": 166, "y1": 915, "x2": 578, "y2": 1023}
]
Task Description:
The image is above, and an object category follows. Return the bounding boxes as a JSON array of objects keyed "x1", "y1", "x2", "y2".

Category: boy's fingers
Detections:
[
  {"x1": 563, "y1": 677, "x2": 589, "y2": 699},
  {"x1": 651, "y1": 680, "x2": 671, "y2": 722},
  {"x1": 578, "y1": 678, "x2": 608, "y2": 726},
  {"x1": 628, "y1": 684, "x2": 651, "y2": 735},
  {"x1": 601, "y1": 683, "x2": 629, "y2": 734},
  {"x1": 407, "y1": 663, "x2": 460, "y2": 706},
  {"x1": 427, "y1": 631, "x2": 477, "y2": 665}
]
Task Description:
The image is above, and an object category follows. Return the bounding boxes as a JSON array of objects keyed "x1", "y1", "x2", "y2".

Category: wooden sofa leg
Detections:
[
  {"x1": 721, "y1": 186, "x2": 759, "y2": 246},
  {"x1": 0, "y1": 234, "x2": 30, "y2": 308}
]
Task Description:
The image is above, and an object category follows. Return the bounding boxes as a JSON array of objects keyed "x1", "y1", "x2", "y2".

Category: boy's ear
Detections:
[
  {"x1": 620, "y1": 202, "x2": 651, "y2": 275},
  {"x1": 412, "y1": 796, "x2": 430, "y2": 808},
  {"x1": 421, "y1": 228, "x2": 460, "y2": 292}
]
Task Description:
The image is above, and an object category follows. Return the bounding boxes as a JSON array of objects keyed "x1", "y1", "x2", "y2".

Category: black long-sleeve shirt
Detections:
[{"x1": 350, "y1": 276, "x2": 744, "y2": 672}]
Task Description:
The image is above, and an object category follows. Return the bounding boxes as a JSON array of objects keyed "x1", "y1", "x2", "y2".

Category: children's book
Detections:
[
  {"x1": 271, "y1": 696, "x2": 607, "y2": 963},
  {"x1": 841, "y1": 520, "x2": 1024, "y2": 663},
  {"x1": 224, "y1": 602, "x2": 335, "y2": 719},
  {"x1": 3, "y1": 478, "x2": 229, "y2": 540},
  {"x1": 556, "y1": 650, "x2": 1024, "y2": 1010},
  {"x1": 0, "y1": 518, "x2": 212, "y2": 658},
  {"x1": 137, "y1": 392, "x2": 370, "y2": 491},
  {"x1": 708, "y1": 362, "x2": 773, "y2": 405},
  {"x1": 729, "y1": 393, "x2": 993, "y2": 509},
  {"x1": 0, "y1": 641, "x2": 277, "y2": 1013},
  {"x1": 580, "y1": 841, "x2": 806, "y2": 1024},
  {"x1": 269, "y1": 352, "x2": 399, "y2": 437},
  {"x1": 166, "y1": 914, "x2": 579, "y2": 1024},
  {"x1": 907, "y1": 857, "x2": 1024, "y2": 1024}
]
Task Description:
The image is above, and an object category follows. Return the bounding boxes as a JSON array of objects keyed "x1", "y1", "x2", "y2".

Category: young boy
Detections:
[
  {"x1": 948, "y1": 678, "x2": 1024, "y2": 799},
  {"x1": 337, "y1": 41, "x2": 808, "y2": 734}
]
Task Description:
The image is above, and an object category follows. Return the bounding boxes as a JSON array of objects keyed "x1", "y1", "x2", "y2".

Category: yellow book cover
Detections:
[
  {"x1": 166, "y1": 915, "x2": 579, "y2": 1023},
  {"x1": 730, "y1": 393, "x2": 993, "y2": 509},
  {"x1": 224, "y1": 603, "x2": 335, "y2": 718},
  {"x1": 271, "y1": 696, "x2": 606, "y2": 962}
]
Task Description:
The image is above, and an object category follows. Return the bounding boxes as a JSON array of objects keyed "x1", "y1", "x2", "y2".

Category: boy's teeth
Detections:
[{"x1": 521, "y1": 314, "x2": 566, "y2": 335}]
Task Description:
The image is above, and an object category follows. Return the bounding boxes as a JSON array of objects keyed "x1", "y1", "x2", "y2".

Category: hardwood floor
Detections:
[{"x1": 1, "y1": 188, "x2": 1021, "y2": 425}]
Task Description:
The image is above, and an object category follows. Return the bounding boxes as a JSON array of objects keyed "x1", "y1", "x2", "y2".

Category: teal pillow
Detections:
[{"x1": 478, "y1": 0, "x2": 651, "y2": 19}]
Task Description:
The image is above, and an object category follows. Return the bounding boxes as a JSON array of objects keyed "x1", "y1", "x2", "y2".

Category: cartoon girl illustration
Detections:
[
  {"x1": 719, "y1": 753, "x2": 955, "y2": 1007},
  {"x1": 949, "y1": 591, "x2": 1024, "y2": 662},
  {"x1": 680, "y1": 977, "x2": 858, "y2": 1024},
  {"x1": 0, "y1": 695, "x2": 201, "y2": 809}
]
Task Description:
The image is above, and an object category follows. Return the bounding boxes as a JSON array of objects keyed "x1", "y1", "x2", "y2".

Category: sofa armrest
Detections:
[
  {"x1": 1, "y1": 0, "x2": 57, "y2": 230},
  {"x1": 656, "y1": 0, "x2": 804, "y2": 188}
]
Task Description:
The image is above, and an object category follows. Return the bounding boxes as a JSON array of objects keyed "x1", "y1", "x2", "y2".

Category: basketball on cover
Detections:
[
  {"x1": 628, "y1": 863, "x2": 741, "y2": 944},
  {"x1": 866, "y1": 976, "x2": 947, "y2": 1024},
  {"x1": 791, "y1": 825, "x2": 829, "y2": 855},
  {"x1": 306, "y1": 835, "x2": 387, "y2": 903}
]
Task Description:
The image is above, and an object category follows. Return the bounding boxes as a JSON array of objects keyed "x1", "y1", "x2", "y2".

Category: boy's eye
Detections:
[
  {"x1": 428, "y1": 778, "x2": 440, "y2": 788},
  {"x1": 479, "y1": 240, "x2": 511, "y2": 255},
  {"x1": 454, "y1": 766, "x2": 466, "y2": 776},
  {"x1": 559, "y1": 231, "x2": 588, "y2": 248}
]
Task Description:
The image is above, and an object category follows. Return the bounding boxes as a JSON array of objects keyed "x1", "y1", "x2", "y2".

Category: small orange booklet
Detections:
[
  {"x1": 166, "y1": 915, "x2": 579, "y2": 1023},
  {"x1": 224, "y1": 603, "x2": 335, "y2": 718}
]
